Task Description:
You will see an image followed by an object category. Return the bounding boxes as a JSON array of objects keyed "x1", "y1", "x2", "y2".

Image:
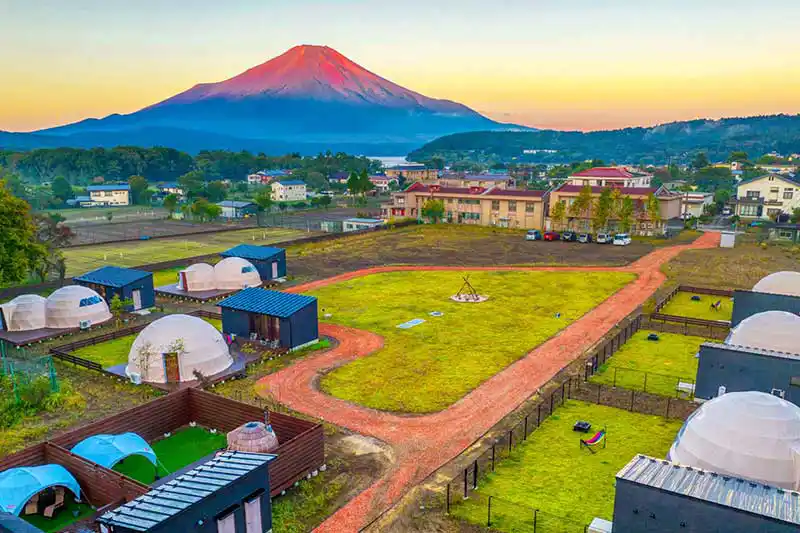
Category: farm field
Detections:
[
  {"x1": 589, "y1": 330, "x2": 707, "y2": 397},
  {"x1": 452, "y1": 401, "x2": 682, "y2": 532},
  {"x1": 659, "y1": 292, "x2": 733, "y2": 321},
  {"x1": 312, "y1": 270, "x2": 634, "y2": 413},
  {"x1": 62, "y1": 227, "x2": 306, "y2": 276}
]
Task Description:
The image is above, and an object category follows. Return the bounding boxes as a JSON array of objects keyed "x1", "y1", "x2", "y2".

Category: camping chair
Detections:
[
  {"x1": 710, "y1": 300, "x2": 722, "y2": 312},
  {"x1": 43, "y1": 488, "x2": 65, "y2": 519},
  {"x1": 23, "y1": 493, "x2": 39, "y2": 515},
  {"x1": 580, "y1": 428, "x2": 607, "y2": 453}
]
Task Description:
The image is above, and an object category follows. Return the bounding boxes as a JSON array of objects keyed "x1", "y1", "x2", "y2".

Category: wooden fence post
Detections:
[
  {"x1": 463, "y1": 468, "x2": 468, "y2": 499},
  {"x1": 550, "y1": 391, "x2": 554, "y2": 413},
  {"x1": 630, "y1": 389, "x2": 635, "y2": 411},
  {"x1": 561, "y1": 381, "x2": 567, "y2": 404},
  {"x1": 537, "y1": 404, "x2": 541, "y2": 426},
  {"x1": 643, "y1": 372, "x2": 648, "y2": 393},
  {"x1": 534, "y1": 509, "x2": 538, "y2": 531},
  {"x1": 473, "y1": 460, "x2": 478, "y2": 489},
  {"x1": 665, "y1": 397, "x2": 671, "y2": 419},
  {"x1": 613, "y1": 368, "x2": 617, "y2": 388},
  {"x1": 491, "y1": 444, "x2": 496, "y2": 471},
  {"x1": 508, "y1": 430, "x2": 513, "y2": 453},
  {"x1": 487, "y1": 496, "x2": 492, "y2": 527},
  {"x1": 524, "y1": 415, "x2": 528, "y2": 440},
  {"x1": 446, "y1": 483, "x2": 451, "y2": 514}
]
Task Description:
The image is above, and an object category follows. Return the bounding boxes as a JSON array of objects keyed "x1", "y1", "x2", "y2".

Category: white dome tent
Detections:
[
  {"x1": 668, "y1": 391, "x2": 800, "y2": 490},
  {"x1": 126, "y1": 314, "x2": 232, "y2": 384},
  {"x1": 0, "y1": 294, "x2": 47, "y2": 331},
  {"x1": 177, "y1": 263, "x2": 216, "y2": 292},
  {"x1": 725, "y1": 311, "x2": 800, "y2": 353},
  {"x1": 213, "y1": 257, "x2": 261, "y2": 291},
  {"x1": 45, "y1": 285, "x2": 112, "y2": 329},
  {"x1": 752, "y1": 271, "x2": 800, "y2": 298}
]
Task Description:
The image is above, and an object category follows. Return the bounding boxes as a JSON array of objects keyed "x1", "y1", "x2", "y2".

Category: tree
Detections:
[
  {"x1": 254, "y1": 190, "x2": 273, "y2": 212},
  {"x1": 51, "y1": 176, "x2": 73, "y2": 204},
  {"x1": 568, "y1": 184, "x2": 594, "y2": 231},
  {"x1": 178, "y1": 170, "x2": 205, "y2": 199},
  {"x1": 109, "y1": 294, "x2": 134, "y2": 328},
  {"x1": 791, "y1": 207, "x2": 800, "y2": 223},
  {"x1": 128, "y1": 175, "x2": 149, "y2": 205},
  {"x1": 646, "y1": 193, "x2": 662, "y2": 229},
  {"x1": 358, "y1": 169, "x2": 374, "y2": 197},
  {"x1": 205, "y1": 180, "x2": 227, "y2": 202},
  {"x1": 618, "y1": 196, "x2": 635, "y2": 233},
  {"x1": 592, "y1": 187, "x2": 613, "y2": 231},
  {"x1": 727, "y1": 151, "x2": 748, "y2": 163},
  {"x1": 691, "y1": 152, "x2": 710, "y2": 170},
  {"x1": 163, "y1": 193, "x2": 179, "y2": 218},
  {"x1": 550, "y1": 200, "x2": 567, "y2": 231},
  {"x1": 421, "y1": 199, "x2": 445, "y2": 223},
  {"x1": 0, "y1": 180, "x2": 46, "y2": 283},
  {"x1": 1, "y1": 168, "x2": 27, "y2": 199},
  {"x1": 346, "y1": 171, "x2": 360, "y2": 201},
  {"x1": 318, "y1": 195, "x2": 332, "y2": 209},
  {"x1": 106, "y1": 211, "x2": 113, "y2": 221}
]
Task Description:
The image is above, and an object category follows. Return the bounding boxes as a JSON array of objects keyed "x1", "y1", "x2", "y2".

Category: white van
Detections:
[{"x1": 613, "y1": 233, "x2": 632, "y2": 246}]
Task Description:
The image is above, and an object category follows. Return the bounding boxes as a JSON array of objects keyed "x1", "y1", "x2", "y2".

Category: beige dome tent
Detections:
[
  {"x1": 177, "y1": 263, "x2": 216, "y2": 292},
  {"x1": 752, "y1": 271, "x2": 800, "y2": 297},
  {"x1": 726, "y1": 311, "x2": 800, "y2": 353},
  {"x1": 0, "y1": 294, "x2": 47, "y2": 332},
  {"x1": 668, "y1": 391, "x2": 800, "y2": 490},
  {"x1": 227, "y1": 421, "x2": 279, "y2": 453},
  {"x1": 45, "y1": 285, "x2": 112, "y2": 329},
  {"x1": 213, "y1": 257, "x2": 261, "y2": 291},
  {"x1": 125, "y1": 314, "x2": 232, "y2": 383}
]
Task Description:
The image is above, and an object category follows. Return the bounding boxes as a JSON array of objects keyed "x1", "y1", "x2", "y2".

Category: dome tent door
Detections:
[{"x1": 163, "y1": 351, "x2": 180, "y2": 382}]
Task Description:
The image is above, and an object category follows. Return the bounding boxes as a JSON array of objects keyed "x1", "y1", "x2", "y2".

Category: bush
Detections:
[{"x1": 291, "y1": 201, "x2": 307, "y2": 209}]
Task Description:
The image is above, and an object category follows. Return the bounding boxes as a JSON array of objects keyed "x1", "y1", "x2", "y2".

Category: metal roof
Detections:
[
  {"x1": 0, "y1": 511, "x2": 45, "y2": 532},
  {"x1": 97, "y1": 451, "x2": 274, "y2": 532},
  {"x1": 218, "y1": 288, "x2": 316, "y2": 318},
  {"x1": 74, "y1": 266, "x2": 152, "y2": 288},
  {"x1": 217, "y1": 200, "x2": 255, "y2": 208},
  {"x1": 87, "y1": 184, "x2": 131, "y2": 191},
  {"x1": 701, "y1": 341, "x2": 800, "y2": 361},
  {"x1": 345, "y1": 218, "x2": 383, "y2": 224},
  {"x1": 220, "y1": 244, "x2": 284, "y2": 262},
  {"x1": 617, "y1": 455, "x2": 800, "y2": 525},
  {"x1": 276, "y1": 180, "x2": 306, "y2": 186},
  {"x1": 737, "y1": 174, "x2": 800, "y2": 188}
]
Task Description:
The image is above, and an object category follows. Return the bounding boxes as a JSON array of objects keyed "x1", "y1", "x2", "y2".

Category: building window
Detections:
[
  {"x1": 791, "y1": 376, "x2": 800, "y2": 387},
  {"x1": 447, "y1": 198, "x2": 453, "y2": 204},
  {"x1": 778, "y1": 230, "x2": 795, "y2": 240},
  {"x1": 508, "y1": 201, "x2": 517, "y2": 212},
  {"x1": 491, "y1": 200, "x2": 500, "y2": 210},
  {"x1": 739, "y1": 205, "x2": 759, "y2": 217},
  {"x1": 767, "y1": 208, "x2": 781, "y2": 218},
  {"x1": 745, "y1": 190, "x2": 760, "y2": 199},
  {"x1": 784, "y1": 189, "x2": 794, "y2": 200},
  {"x1": 526, "y1": 202, "x2": 535, "y2": 213},
  {"x1": 770, "y1": 187, "x2": 780, "y2": 194}
]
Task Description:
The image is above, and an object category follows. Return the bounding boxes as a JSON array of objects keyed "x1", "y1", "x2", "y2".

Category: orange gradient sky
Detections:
[{"x1": 1, "y1": 0, "x2": 799, "y2": 132}]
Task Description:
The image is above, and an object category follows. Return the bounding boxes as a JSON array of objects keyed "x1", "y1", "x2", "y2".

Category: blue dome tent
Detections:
[
  {"x1": 70, "y1": 432, "x2": 157, "y2": 470},
  {"x1": 0, "y1": 465, "x2": 81, "y2": 516}
]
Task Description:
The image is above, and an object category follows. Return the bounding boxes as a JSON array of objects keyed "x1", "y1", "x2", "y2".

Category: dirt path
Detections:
[{"x1": 257, "y1": 232, "x2": 720, "y2": 531}]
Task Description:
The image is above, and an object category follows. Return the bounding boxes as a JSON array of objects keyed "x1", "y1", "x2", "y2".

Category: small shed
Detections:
[
  {"x1": 719, "y1": 231, "x2": 736, "y2": 248},
  {"x1": 217, "y1": 200, "x2": 257, "y2": 219},
  {"x1": 343, "y1": 217, "x2": 384, "y2": 232},
  {"x1": 96, "y1": 451, "x2": 275, "y2": 533},
  {"x1": 220, "y1": 245, "x2": 286, "y2": 282},
  {"x1": 218, "y1": 288, "x2": 318, "y2": 350},
  {"x1": 73, "y1": 266, "x2": 154, "y2": 311}
]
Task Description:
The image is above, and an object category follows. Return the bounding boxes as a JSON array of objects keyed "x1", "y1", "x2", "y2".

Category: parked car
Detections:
[
  {"x1": 561, "y1": 230, "x2": 578, "y2": 242},
  {"x1": 543, "y1": 231, "x2": 560, "y2": 241},
  {"x1": 596, "y1": 233, "x2": 611, "y2": 244},
  {"x1": 578, "y1": 233, "x2": 593, "y2": 243},
  {"x1": 525, "y1": 229, "x2": 542, "y2": 241},
  {"x1": 722, "y1": 207, "x2": 732, "y2": 216},
  {"x1": 613, "y1": 233, "x2": 632, "y2": 246}
]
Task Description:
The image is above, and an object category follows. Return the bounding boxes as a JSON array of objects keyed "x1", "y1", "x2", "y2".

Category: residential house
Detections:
[
  {"x1": 734, "y1": 174, "x2": 800, "y2": 219},
  {"x1": 328, "y1": 171, "x2": 350, "y2": 185},
  {"x1": 566, "y1": 167, "x2": 652, "y2": 188},
  {"x1": 270, "y1": 180, "x2": 307, "y2": 202},
  {"x1": 548, "y1": 184, "x2": 681, "y2": 233},
  {"x1": 248, "y1": 169, "x2": 291, "y2": 185},
  {"x1": 385, "y1": 165, "x2": 438, "y2": 183},
  {"x1": 157, "y1": 182, "x2": 183, "y2": 198},
  {"x1": 381, "y1": 182, "x2": 548, "y2": 229},
  {"x1": 86, "y1": 184, "x2": 131, "y2": 206},
  {"x1": 768, "y1": 223, "x2": 800, "y2": 244},
  {"x1": 756, "y1": 163, "x2": 797, "y2": 175},
  {"x1": 368, "y1": 175, "x2": 395, "y2": 192},
  {"x1": 343, "y1": 218, "x2": 384, "y2": 232},
  {"x1": 678, "y1": 192, "x2": 714, "y2": 218},
  {"x1": 217, "y1": 200, "x2": 257, "y2": 219}
]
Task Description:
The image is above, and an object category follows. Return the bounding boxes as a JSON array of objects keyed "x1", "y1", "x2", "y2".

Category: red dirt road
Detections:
[{"x1": 258, "y1": 232, "x2": 720, "y2": 531}]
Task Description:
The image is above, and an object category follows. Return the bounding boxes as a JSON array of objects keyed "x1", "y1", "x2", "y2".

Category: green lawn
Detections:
[
  {"x1": 114, "y1": 426, "x2": 226, "y2": 484},
  {"x1": 72, "y1": 316, "x2": 223, "y2": 368},
  {"x1": 659, "y1": 292, "x2": 733, "y2": 321},
  {"x1": 22, "y1": 493, "x2": 94, "y2": 532},
  {"x1": 452, "y1": 401, "x2": 682, "y2": 532},
  {"x1": 152, "y1": 266, "x2": 184, "y2": 288},
  {"x1": 589, "y1": 330, "x2": 706, "y2": 397},
  {"x1": 312, "y1": 270, "x2": 634, "y2": 413}
]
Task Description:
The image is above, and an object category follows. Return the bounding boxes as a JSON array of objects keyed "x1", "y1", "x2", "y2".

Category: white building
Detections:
[
  {"x1": 270, "y1": 180, "x2": 307, "y2": 202},
  {"x1": 86, "y1": 184, "x2": 131, "y2": 206},
  {"x1": 217, "y1": 200, "x2": 256, "y2": 219},
  {"x1": 735, "y1": 174, "x2": 800, "y2": 219},
  {"x1": 678, "y1": 192, "x2": 714, "y2": 218},
  {"x1": 343, "y1": 218, "x2": 384, "y2": 232}
]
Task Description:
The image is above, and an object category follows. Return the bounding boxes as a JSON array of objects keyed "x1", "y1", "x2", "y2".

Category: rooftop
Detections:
[
  {"x1": 97, "y1": 451, "x2": 275, "y2": 532},
  {"x1": 556, "y1": 184, "x2": 660, "y2": 196},
  {"x1": 462, "y1": 174, "x2": 512, "y2": 181},
  {"x1": 404, "y1": 182, "x2": 545, "y2": 198},
  {"x1": 217, "y1": 200, "x2": 255, "y2": 208},
  {"x1": 276, "y1": 180, "x2": 306, "y2": 186},
  {"x1": 571, "y1": 167, "x2": 634, "y2": 178},
  {"x1": 218, "y1": 288, "x2": 316, "y2": 318},
  {"x1": 737, "y1": 174, "x2": 800, "y2": 188},
  {"x1": 220, "y1": 244, "x2": 284, "y2": 261},
  {"x1": 702, "y1": 341, "x2": 800, "y2": 361},
  {"x1": 617, "y1": 454, "x2": 800, "y2": 525},
  {"x1": 87, "y1": 184, "x2": 131, "y2": 192},
  {"x1": 388, "y1": 164, "x2": 428, "y2": 171},
  {"x1": 346, "y1": 218, "x2": 383, "y2": 223},
  {"x1": 73, "y1": 266, "x2": 152, "y2": 288}
]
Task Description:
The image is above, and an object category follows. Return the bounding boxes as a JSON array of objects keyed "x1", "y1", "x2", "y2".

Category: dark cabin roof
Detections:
[
  {"x1": 73, "y1": 266, "x2": 152, "y2": 288},
  {"x1": 617, "y1": 454, "x2": 800, "y2": 525},
  {"x1": 0, "y1": 511, "x2": 45, "y2": 532},
  {"x1": 220, "y1": 245, "x2": 284, "y2": 262},
  {"x1": 218, "y1": 288, "x2": 316, "y2": 318},
  {"x1": 97, "y1": 451, "x2": 274, "y2": 532}
]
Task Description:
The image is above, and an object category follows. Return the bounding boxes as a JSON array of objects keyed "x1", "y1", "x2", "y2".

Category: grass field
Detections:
[
  {"x1": 22, "y1": 494, "x2": 94, "y2": 532},
  {"x1": 312, "y1": 270, "x2": 634, "y2": 413},
  {"x1": 63, "y1": 227, "x2": 304, "y2": 275},
  {"x1": 589, "y1": 330, "x2": 707, "y2": 397},
  {"x1": 659, "y1": 292, "x2": 733, "y2": 321},
  {"x1": 72, "y1": 316, "x2": 223, "y2": 368},
  {"x1": 114, "y1": 426, "x2": 226, "y2": 484},
  {"x1": 37, "y1": 206, "x2": 166, "y2": 223},
  {"x1": 452, "y1": 401, "x2": 682, "y2": 532}
]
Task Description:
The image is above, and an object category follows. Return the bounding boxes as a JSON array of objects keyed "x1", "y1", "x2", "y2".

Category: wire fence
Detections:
[
  {"x1": 587, "y1": 365, "x2": 696, "y2": 400},
  {"x1": 1, "y1": 340, "x2": 59, "y2": 405}
]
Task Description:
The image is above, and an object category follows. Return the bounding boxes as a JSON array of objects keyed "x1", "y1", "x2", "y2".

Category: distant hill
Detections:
[
  {"x1": 4, "y1": 45, "x2": 520, "y2": 155},
  {"x1": 408, "y1": 114, "x2": 800, "y2": 164}
]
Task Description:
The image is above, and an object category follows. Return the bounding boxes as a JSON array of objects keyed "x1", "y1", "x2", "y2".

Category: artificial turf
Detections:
[
  {"x1": 312, "y1": 270, "x2": 634, "y2": 413},
  {"x1": 588, "y1": 330, "x2": 707, "y2": 397},
  {"x1": 451, "y1": 401, "x2": 682, "y2": 532},
  {"x1": 114, "y1": 426, "x2": 227, "y2": 484},
  {"x1": 659, "y1": 292, "x2": 733, "y2": 321},
  {"x1": 22, "y1": 494, "x2": 94, "y2": 532}
]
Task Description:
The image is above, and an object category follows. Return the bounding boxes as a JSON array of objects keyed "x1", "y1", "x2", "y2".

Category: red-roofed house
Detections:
[{"x1": 568, "y1": 167, "x2": 652, "y2": 188}]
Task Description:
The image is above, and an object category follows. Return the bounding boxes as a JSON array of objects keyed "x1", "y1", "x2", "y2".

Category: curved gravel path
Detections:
[{"x1": 258, "y1": 232, "x2": 720, "y2": 531}]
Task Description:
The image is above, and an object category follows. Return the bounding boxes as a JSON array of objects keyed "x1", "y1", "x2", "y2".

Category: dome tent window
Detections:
[
  {"x1": 241, "y1": 266, "x2": 255, "y2": 274},
  {"x1": 78, "y1": 295, "x2": 102, "y2": 308}
]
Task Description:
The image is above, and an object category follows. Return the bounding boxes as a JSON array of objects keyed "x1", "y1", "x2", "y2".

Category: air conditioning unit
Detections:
[
  {"x1": 79, "y1": 320, "x2": 91, "y2": 330},
  {"x1": 588, "y1": 517, "x2": 613, "y2": 533},
  {"x1": 129, "y1": 372, "x2": 142, "y2": 385}
]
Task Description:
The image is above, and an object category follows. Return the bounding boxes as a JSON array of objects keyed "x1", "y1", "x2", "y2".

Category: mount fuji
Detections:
[{"x1": 7, "y1": 45, "x2": 518, "y2": 154}]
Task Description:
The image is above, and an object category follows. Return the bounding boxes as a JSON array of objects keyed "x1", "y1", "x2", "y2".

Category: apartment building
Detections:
[
  {"x1": 385, "y1": 165, "x2": 439, "y2": 182},
  {"x1": 381, "y1": 182, "x2": 547, "y2": 229},
  {"x1": 270, "y1": 180, "x2": 307, "y2": 202},
  {"x1": 438, "y1": 173, "x2": 516, "y2": 190},
  {"x1": 567, "y1": 167, "x2": 652, "y2": 188},
  {"x1": 735, "y1": 174, "x2": 800, "y2": 219},
  {"x1": 86, "y1": 184, "x2": 131, "y2": 206}
]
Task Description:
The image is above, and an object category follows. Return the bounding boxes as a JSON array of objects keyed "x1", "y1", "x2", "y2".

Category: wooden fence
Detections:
[{"x1": 654, "y1": 284, "x2": 735, "y2": 313}]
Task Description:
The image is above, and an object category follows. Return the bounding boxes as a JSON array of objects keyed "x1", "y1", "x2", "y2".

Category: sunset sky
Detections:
[{"x1": 2, "y1": 0, "x2": 799, "y2": 132}]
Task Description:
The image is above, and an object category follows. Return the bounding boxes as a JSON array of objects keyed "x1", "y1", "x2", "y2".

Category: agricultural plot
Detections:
[
  {"x1": 312, "y1": 270, "x2": 634, "y2": 413},
  {"x1": 452, "y1": 401, "x2": 682, "y2": 532},
  {"x1": 63, "y1": 227, "x2": 306, "y2": 276},
  {"x1": 589, "y1": 331, "x2": 707, "y2": 397},
  {"x1": 659, "y1": 292, "x2": 733, "y2": 321}
]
